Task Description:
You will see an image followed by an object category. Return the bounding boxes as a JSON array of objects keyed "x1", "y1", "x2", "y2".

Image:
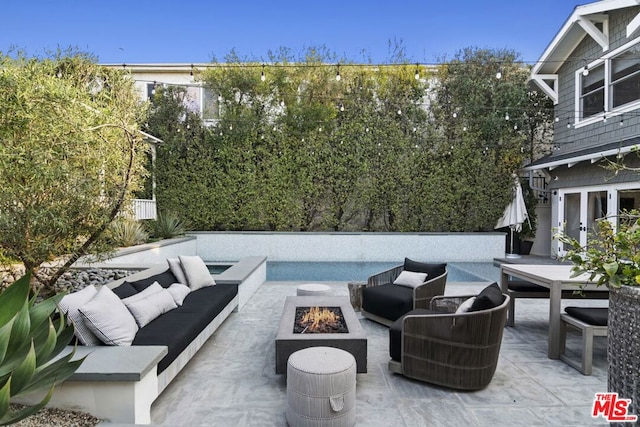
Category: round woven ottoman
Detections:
[
  {"x1": 296, "y1": 283, "x2": 332, "y2": 297},
  {"x1": 286, "y1": 346, "x2": 356, "y2": 427}
]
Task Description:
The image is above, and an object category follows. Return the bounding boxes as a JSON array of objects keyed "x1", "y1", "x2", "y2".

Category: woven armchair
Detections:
[
  {"x1": 388, "y1": 293, "x2": 510, "y2": 390},
  {"x1": 361, "y1": 262, "x2": 447, "y2": 327}
]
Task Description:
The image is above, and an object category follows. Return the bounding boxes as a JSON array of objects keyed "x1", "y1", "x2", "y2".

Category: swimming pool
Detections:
[{"x1": 266, "y1": 261, "x2": 499, "y2": 282}]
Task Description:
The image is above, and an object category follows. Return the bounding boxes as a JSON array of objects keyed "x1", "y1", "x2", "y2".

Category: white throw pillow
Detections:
[
  {"x1": 178, "y1": 255, "x2": 215, "y2": 291},
  {"x1": 79, "y1": 286, "x2": 139, "y2": 346},
  {"x1": 122, "y1": 282, "x2": 164, "y2": 305},
  {"x1": 167, "y1": 258, "x2": 188, "y2": 285},
  {"x1": 455, "y1": 296, "x2": 476, "y2": 314},
  {"x1": 124, "y1": 289, "x2": 177, "y2": 328},
  {"x1": 167, "y1": 283, "x2": 191, "y2": 306},
  {"x1": 58, "y1": 285, "x2": 102, "y2": 346},
  {"x1": 393, "y1": 271, "x2": 428, "y2": 289}
]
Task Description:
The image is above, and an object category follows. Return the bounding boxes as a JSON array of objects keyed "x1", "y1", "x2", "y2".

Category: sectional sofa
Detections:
[{"x1": 16, "y1": 257, "x2": 239, "y2": 425}]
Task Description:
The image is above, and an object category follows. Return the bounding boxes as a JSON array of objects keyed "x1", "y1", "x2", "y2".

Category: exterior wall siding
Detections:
[{"x1": 553, "y1": 7, "x2": 640, "y2": 166}]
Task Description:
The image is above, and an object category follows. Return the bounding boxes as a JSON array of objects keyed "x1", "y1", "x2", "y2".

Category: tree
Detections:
[
  {"x1": 0, "y1": 52, "x2": 148, "y2": 295},
  {"x1": 428, "y1": 47, "x2": 552, "y2": 231}
]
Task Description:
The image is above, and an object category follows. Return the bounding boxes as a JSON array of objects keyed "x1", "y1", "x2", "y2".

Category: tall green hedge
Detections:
[{"x1": 146, "y1": 47, "x2": 551, "y2": 232}]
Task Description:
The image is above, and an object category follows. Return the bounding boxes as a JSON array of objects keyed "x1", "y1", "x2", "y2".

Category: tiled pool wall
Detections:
[
  {"x1": 265, "y1": 261, "x2": 500, "y2": 282},
  {"x1": 76, "y1": 232, "x2": 504, "y2": 283},
  {"x1": 189, "y1": 231, "x2": 505, "y2": 263}
]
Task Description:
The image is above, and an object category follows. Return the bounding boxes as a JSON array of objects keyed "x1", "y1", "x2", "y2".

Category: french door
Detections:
[
  {"x1": 558, "y1": 187, "x2": 609, "y2": 256},
  {"x1": 557, "y1": 183, "x2": 640, "y2": 256}
]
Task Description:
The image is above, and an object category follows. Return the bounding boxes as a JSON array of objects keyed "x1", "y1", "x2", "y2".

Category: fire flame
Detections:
[{"x1": 301, "y1": 306, "x2": 340, "y2": 332}]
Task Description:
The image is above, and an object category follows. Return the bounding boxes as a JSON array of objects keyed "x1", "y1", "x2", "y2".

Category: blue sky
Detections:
[{"x1": 1, "y1": 0, "x2": 583, "y2": 65}]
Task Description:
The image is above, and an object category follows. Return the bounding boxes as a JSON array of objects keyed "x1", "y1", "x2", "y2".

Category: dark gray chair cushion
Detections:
[
  {"x1": 362, "y1": 284, "x2": 413, "y2": 322},
  {"x1": 565, "y1": 306, "x2": 608, "y2": 326},
  {"x1": 469, "y1": 282, "x2": 504, "y2": 312},
  {"x1": 403, "y1": 258, "x2": 446, "y2": 278},
  {"x1": 389, "y1": 308, "x2": 437, "y2": 361}
]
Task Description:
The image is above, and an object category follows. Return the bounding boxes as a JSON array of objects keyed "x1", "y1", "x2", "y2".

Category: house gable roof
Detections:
[{"x1": 530, "y1": 0, "x2": 640, "y2": 103}]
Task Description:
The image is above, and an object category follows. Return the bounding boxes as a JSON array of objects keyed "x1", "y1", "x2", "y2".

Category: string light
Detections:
[
  {"x1": 567, "y1": 118, "x2": 572, "y2": 129},
  {"x1": 260, "y1": 64, "x2": 266, "y2": 82},
  {"x1": 582, "y1": 60, "x2": 589, "y2": 77},
  {"x1": 504, "y1": 112, "x2": 510, "y2": 121},
  {"x1": 495, "y1": 68, "x2": 502, "y2": 79},
  {"x1": 620, "y1": 115, "x2": 624, "y2": 126},
  {"x1": 414, "y1": 63, "x2": 420, "y2": 80},
  {"x1": 452, "y1": 112, "x2": 457, "y2": 118},
  {"x1": 335, "y1": 64, "x2": 341, "y2": 82}
]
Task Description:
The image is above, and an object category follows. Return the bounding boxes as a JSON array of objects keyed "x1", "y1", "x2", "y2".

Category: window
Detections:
[
  {"x1": 580, "y1": 64, "x2": 604, "y2": 119},
  {"x1": 574, "y1": 39, "x2": 640, "y2": 126},
  {"x1": 611, "y1": 46, "x2": 640, "y2": 109},
  {"x1": 202, "y1": 87, "x2": 219, "y2": 121}
]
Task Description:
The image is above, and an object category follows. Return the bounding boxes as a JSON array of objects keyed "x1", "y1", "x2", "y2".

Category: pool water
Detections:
[
  {"x1": 266, "y1": 261, "x2": 499, "y2": 282},
  {"x1": 206, "y1": 264, "x2": 233, "y2": 275}
]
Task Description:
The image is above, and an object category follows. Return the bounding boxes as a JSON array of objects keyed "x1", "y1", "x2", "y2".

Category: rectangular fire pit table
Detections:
[{"x1": 275, "y1": 296, "x2": 367, "y2": 374}]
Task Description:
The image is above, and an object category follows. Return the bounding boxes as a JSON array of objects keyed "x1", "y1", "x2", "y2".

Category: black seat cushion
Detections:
[
  {"x1": 389, "y1": 308, "x2": 438, "y2": 361},
  {"x1": 362, "y1": 283, "x2": 413, "y2": 322},
  {"x1": 469, "y1": 282, "x2": 504, "y2": 312},
  {"x1": 508, "y1": 280, "x2": 548, "y2": 293},
  {"x1": 404, "y1": 258, "x2": 446, "y2": 278},
  {"x1": 125, "y1": 269, "x2": 179, "y2": 292},
  {"x1": 565, "y1": 306, "x2": 608, "y2": 326},
  {"x1": 111, "y1": 282, "x2": 138, "y2": 299},
  {"x1": 132, "y1": 283, "x2": 238, "y2": 373}
]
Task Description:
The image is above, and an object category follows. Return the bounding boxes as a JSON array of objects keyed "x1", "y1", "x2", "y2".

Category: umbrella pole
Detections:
[{"x1": 506, "y1": 226, "x2": 521, "y2": 259}]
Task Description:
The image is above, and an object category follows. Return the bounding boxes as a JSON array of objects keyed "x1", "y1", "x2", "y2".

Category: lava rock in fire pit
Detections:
[{"x1": 294, "y1": 306, "x2": 348, "y2": 334}]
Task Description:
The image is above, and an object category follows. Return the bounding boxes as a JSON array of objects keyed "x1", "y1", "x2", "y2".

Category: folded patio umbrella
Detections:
[{"x1": 495, "y1": 178, "x2": 530, "y2": 258}]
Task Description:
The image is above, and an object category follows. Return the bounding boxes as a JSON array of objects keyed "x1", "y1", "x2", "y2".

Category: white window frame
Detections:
[{"x1": 574, "y1": 37, "x2": 640, "y2": 129}]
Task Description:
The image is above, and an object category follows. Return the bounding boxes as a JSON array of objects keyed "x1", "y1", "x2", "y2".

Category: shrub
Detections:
[
  {"x1": 0, "y1": 273, "x2": 84, "y2": 424},
  {"x1": 107, "y1": 218, "x2": 149, "y2": 247},
  {"x1": 150, "y1": 211, "x2": 187, "y2": 239}
]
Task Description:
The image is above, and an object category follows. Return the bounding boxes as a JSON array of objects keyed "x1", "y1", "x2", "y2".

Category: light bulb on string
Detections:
[
  {"x1": 335, "y1": 64, "x2": 341, "y2": 81},
  {"x1": 397, "y1": 109, "x2": 402, "y2": 115},
  {"x1": 414, "y1": 63, "x2": 420, "y2": 80},
  {"x1": 513, "y1": 124, "x2": 518, "y2": 130},
  {"x1": 555, "y1": 116, "x2": 560, "y2": 122},
  {"x1": 452, "y1": 112, "x2": 457, "y2": 118},
  {"x1": 504, "y1": 112, "x2": 510, "y2": 121},
  {"x1": 260, "y1": 64, "x2": 266, "y2": 82},
  {"x1": 495, "y1": 68, "x2": 502, "y2": 79},
  {"x1": 339, "y1": 103, "x2": 345, "y2": 112},
  {"x1": 582, "y1": 60, "x2": 589, "y2": 77},
  {"x1": 620, "y1": 115, "x2": 624, "y2": 126},
  {"x1": 567, "y1": 118, "x2": 572, "y2": 129}
]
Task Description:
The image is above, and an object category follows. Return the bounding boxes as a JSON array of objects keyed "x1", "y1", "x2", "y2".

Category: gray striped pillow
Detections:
[
  {"x1": 58, "y1": 285, "x2": 101, "y2": 346},
  {"x1": 79, "y1": 286, "x2": 139, "y2": 346}
]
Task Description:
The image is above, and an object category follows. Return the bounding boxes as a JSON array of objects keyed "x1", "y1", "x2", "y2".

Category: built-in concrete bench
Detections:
[{"x1": 16, "y1": 346, "x2": 167, "y2": 424}]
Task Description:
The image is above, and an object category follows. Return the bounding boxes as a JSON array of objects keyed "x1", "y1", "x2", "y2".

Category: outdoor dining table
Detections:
[{"x1": 499, "y1": 263, "x2": 607, "y2": 359}]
